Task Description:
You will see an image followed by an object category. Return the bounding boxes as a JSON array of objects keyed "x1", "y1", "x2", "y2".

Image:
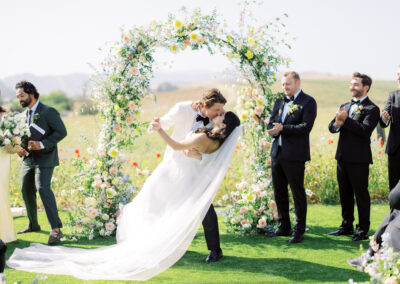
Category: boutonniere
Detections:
[
  {"x1": 33, "y1": 113, "x2": 40, "y2": 123},
  {"x1": 353, "y1": 105, "x2": 364, "y2": 115},
  {"x1": 288, "y1": 104, "x2": 301, "y2": 115}
]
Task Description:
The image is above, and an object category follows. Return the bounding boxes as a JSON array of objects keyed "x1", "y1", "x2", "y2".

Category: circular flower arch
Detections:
[{"x1": 70, "y1": 2, "x2": 290, "y2": 239}]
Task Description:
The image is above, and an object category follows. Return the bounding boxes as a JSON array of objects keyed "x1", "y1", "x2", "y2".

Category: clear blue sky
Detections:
[{"x1": 0, "y1": 0, "x2": 399, "y2": 80}]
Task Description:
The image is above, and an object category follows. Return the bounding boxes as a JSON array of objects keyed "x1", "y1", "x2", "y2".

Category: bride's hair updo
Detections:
[{"x1": 196, "y1": 111, "x2": 240, "y2": 144}]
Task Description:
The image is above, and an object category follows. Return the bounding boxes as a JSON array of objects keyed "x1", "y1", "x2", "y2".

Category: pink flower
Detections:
[
  {"x1": 126, "y1": 116, "x2": 134, "y2": 125},
  {"x1": 268, "y1": 200, "x2": 277, "y2": 211},
  {"x1": 239, "y1": 206, "x2": 248, "y2": 215},
  {"x1": 109, "y1": 166, "x2": 118, "y2": 175},
  {"x1": 105, "y1": 222, "x2": 116, "y2": 232},
  {"x1": 257, "y1": 218, "x2": 267, "y2": 229},
  {"x1": 128, "y1": 67, "x2": 138, "y2": 75},
  {"x1": 76, "y1": 221, "x2": 82, "y2": 228},
  {"x1": 128, "y1": 101, "x2": 136, "y2": 111},
  {"x1": 273, "y1": 212, "x2": 279, "y2": 220},
  {"x1": 254, "y1": 106, "x2": 264, "y2": 116},
  {"x1": 92, "y1": 180, "x2": 102, "y2": 189},
  {"x1": 240, "y1": 219, "x2": 248, "y2": 226}
]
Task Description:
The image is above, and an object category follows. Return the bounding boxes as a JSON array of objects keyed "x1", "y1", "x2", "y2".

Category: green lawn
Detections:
[{"x1": 4, "y1": 204, "x2": 388, "y2": 283}]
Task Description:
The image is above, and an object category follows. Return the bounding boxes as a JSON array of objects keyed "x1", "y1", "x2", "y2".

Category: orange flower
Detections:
[
  {"x1": 156, "y1": 153, "x2": 161, "y2": 158},
  {"x1": 235, "y1": 145, "x2": 242, "y2": 150},
  {"x1": 75, "y1": 149, "x2": 79, "y2": 154},
  {"x1": 59, "y1": 148, "x2": 63, "y2": 152},
  {"x1": 380, "y1": 140, "x2": 384, "y2": 147},
  {"x1": 328, "y1": 139, "x2": 334, "y2": 144},
  {"x1": 378, "y1": 151, "x2": 382, "y2": 155},
  {"x1": 137, "y1": 45, "x2": 143, "y2": 52},
  {"x1": 82, "y1": 157, "x2": 88, "y2": 163}
]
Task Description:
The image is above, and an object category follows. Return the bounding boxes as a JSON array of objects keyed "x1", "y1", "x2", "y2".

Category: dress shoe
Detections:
[
  {"x1": 205, "y1": 248, "x2": 223, "y2": 263},
  {"x1": 48, "y1": 230, "x2": 63, "y2": 245},
  {"x1": 289, "y1": 233, "x2": 304, "y2": 244},
  {"x1": 17, "y1": 225, "x2": 41, "y2": 234},
  {"x1": 351, "y1": 234, "x2": 368, "y2": 242},
  {"x1": 328, "y1": 227, "x2": 354, "y2": 236},
  {"x1": 265, "y1": 228, "x2": 292, "y2": 237}
]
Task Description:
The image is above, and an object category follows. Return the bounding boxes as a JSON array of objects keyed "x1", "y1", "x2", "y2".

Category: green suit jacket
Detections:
[{"x1": 24, "y1": 102, "x2": 67, "y2": 167}]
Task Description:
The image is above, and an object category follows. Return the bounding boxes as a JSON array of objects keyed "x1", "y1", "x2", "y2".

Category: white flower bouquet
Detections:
[{"x1": 0, "y1": 112, "x2": 30, "y2": 154}]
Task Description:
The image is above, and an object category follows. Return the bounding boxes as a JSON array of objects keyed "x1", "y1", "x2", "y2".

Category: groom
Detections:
[
  {"x1": 15, "y1": 81, "x2": 67, "y2": 245},
  {"x1": 151, "y1": 88, "x2": 226, "y2": 263}
]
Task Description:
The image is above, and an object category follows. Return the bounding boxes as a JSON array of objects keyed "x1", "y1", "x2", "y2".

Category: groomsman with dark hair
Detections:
[
  {"x1": 379, "y1": 65, "x2": 400, "y2": 191},
  {"x1": 266, "y1": 71, "x2": 317, "y2": 244},
  {"x1": 328, "y1": 72, "x2": 380, "y2": 241}
]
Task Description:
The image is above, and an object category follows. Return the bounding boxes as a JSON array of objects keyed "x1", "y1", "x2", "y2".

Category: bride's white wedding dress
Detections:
[
  {"x1": 7, "y1": 127, "x2": 241, "y2": 280},
  {"x1": 0, "y1": 149, "x2": 17, "y2": 243}
]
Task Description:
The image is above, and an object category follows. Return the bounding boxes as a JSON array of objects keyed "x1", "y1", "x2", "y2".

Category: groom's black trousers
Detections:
[
  {"x1": 202, "y1": 204, "x2": 220, "y2": 251},
  {"x1": 0, "y1": 239, "x2": 6, "y2": 273},
  {"x1": 271, "y1": 148, "x2": 307, "y2": 234}
]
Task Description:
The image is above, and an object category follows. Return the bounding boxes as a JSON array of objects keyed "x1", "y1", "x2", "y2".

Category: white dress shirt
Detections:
[{"x1": 278, "y1": 89, "x2": 302, "y2": 146}]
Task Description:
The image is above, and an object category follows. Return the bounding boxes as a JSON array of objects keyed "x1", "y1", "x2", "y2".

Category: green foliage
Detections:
[{"x1": 40, "y1": 90, "x2": 73, "y2": 113}]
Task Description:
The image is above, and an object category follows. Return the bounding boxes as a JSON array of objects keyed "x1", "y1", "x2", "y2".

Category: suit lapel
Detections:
[{"x1": 283, "y1": 91, "x2": 304, "y2": 124}]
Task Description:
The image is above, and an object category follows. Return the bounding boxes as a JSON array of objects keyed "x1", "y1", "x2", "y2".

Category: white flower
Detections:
[{"x1": 102, "y1": 214, "x2": 110, "y2": 221}]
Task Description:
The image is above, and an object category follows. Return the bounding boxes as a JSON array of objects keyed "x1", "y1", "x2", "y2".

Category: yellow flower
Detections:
[
  {"x1": 226, "y1": 35, "x2": 232, "y2": 42},
  {"x1": 256, "y1": 99, "x2": 264, "y2": 106},
  {"x1": 233, "y1": 53, "x2": 240, "y2": 58},
  {"x1": 190, "y1": 31, "x2": 198, "y2": 41},
  {"x1": 249, "y1": 27, "x2": 254, "y2": 35},
  {"x1": 246, "y1": 50, "x2": 253, "y2": 60},
  {"x1": 240, "y1": 112, "x2": 248, "y2": 120},
  {"x1": 248, "y1": 37, "x2": 254, "y2": 44},
  {"x1": 108, "y1": 147, "x2": 119, "y2": 158},
  {"x1": 171, "y1": 44, "x2": 178, "y2": 53},
  {"x1": 106, "y1": 188, "x2": 115, "y2": 198},
  {"x1": 97, "y1": 161, "x2": 102, "y2": 168},
  {"x1": 174, "y1": 19, "x2": 182, "y2": 29},
  {"x1": 114, "y1": 105, "x2": 120, "y2": 111},
  {"x1": 226, "y1": 52, "x2": 232, "y2": 60}
]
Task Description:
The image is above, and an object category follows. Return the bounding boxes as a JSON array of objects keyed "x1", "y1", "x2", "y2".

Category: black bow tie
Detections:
[
  {"x1": 350, "y1": 99, "x2": 361, "y2": 106},
  {"x1": 196, "y1": 114, "x2": 210, "y2": 126},
  {"x1": 284, "y1": 96, "x2": 294, "y2": 103}
]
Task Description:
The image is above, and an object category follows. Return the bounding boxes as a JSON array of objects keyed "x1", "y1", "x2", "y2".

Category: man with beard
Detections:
[
  {"x1": 328, "y1": 73, "x2": 380, "y2": 241},
  {"x1": 379, "y1": 66, "x2": 400, "y2": 192},
  {"x1": 15, "y1": 81, "x2": 67, "y2": 245}
]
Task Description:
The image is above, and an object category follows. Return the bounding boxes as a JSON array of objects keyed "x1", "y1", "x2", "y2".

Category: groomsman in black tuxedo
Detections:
[
  {"x1": 328, "y1": 72, "x2": 380, "y2": 241},
  {"x1": 15, "y1": 81, "x2": 67, "y2": 245},
  {"x1": 379, "y1": 66, "x2": 400, "y2": 191},
  {"x1": 266, "y1": 71, "x2": 317, "y2": 244}
]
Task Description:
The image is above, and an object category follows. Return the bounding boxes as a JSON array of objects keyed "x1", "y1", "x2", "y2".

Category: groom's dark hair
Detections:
[
  {"x1": 201, "y1": 88, "x2": 227, "y2": 108},
  {"x1": 15, "y1": 80, "x2": 40, "y2": 99},
  {"x1": 352, "y1": 72, "x2": 372, "y2": 93}
]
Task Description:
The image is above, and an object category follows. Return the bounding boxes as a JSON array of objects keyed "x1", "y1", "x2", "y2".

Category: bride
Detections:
[
  {"x1": 0, "y1": 105, "x2": 17, "y2": 244},
  {"x1": 7, "y1": 111, "x2": 241, "y2": 280}
]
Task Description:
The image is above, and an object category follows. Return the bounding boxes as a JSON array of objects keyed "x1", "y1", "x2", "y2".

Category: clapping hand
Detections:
[
  {"x1": 382, "y1": 109, "x2": 391, "y2": 123},
  {"x1": 267, "y1": 123, "x2": 283, "y2": 136},
  {"x1": 335, "y1": 107, "x2": 348, "y2": 127}
]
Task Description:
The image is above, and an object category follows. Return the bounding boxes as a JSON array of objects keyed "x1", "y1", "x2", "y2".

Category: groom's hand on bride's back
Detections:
[{"x1": 17, "y1": 148, "x2": 27, "y2": 157}]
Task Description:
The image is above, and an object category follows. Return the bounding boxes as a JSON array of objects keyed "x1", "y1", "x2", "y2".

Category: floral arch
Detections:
[{"x1": 70, "y1": 3, "x2": 290, "y2": 238}]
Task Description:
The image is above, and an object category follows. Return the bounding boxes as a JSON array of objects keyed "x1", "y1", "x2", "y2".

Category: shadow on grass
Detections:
[{"x1": 176, "y1": 251, "x2": 369, "y2": 282}]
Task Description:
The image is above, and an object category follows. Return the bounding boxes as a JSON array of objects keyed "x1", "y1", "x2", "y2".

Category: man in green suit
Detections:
[{"x1": 15, "y1": 81, "x2": 67, "y2": 245}]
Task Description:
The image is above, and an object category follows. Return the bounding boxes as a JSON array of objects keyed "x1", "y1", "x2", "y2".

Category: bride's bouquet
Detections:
[{"x1": 0, "y1": 112, "x2": 30, "y2": 154}]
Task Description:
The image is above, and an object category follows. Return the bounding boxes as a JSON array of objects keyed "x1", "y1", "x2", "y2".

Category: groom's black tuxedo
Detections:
[
  {"x1": 328, "y1": 96, "x2": 380, "y2": 235},
  {"x1": 268, "y1": 90, "x2": 317, "y2": 235},
  {"x1": 379, "y1": 90, "x2": 400, "y2": 191}
]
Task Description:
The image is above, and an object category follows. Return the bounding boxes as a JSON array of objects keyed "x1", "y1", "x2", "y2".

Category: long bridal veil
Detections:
[{"x1": 7, "y1": 126, "x2": 242, "y2": 280}]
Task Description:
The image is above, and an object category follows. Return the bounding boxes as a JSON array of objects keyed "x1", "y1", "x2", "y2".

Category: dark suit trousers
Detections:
[
  {"x1": 337, "y1": 160, "x2": 370, "y2": 234},
  {"x1": 202, "y1": 204, "x2": 220, "y2": 251},
  {"x1": 388, "y1": 148, "x2": 400, "y2": 191},
  {"x1": 21, "y1": 163, "x2": 62, "y2": 230},
  {"x1": 271, "y1": 148, "x2": 307, "y2": 234}
]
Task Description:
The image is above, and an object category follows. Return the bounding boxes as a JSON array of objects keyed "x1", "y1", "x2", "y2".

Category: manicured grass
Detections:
[{"x1": 4, "y1": 204, "x2": 388, "y2": 283}]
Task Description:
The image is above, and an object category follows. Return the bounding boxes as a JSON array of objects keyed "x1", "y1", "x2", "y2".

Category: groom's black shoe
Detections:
[
  {"x1": 48, "y1": 229, "x2": 63, "y2": 246},
  {"x1": 0, "y1": 240, "x2": 7, "y2": 273},
  {"x1": 205, "y1": 248, "x2": 223, "y2": 263},
  {"x1": 288, "y1": 232, "x2": 304, "y2": 244},
  {"x1": 265, "y1": 228, "x2": 292, "y2": 238},
  {"x1": 17, "y1": 225, "x2": 41, "y2": 234},
  {"x1": 328, "y1": 227, "x2": 354, "y2": 236}
]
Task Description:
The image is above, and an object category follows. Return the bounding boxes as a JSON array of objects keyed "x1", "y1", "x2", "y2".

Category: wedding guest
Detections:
[
  {"x1": 0, "y1": 240, "x2": 6, "y2": 273},
  {"x1": 379, "y1": 65, "x2": 400, "y2": 192},
  {"x1": 15, "y1": 81, "x2": 67, "y2": 245},
  {"x1": 347, "y1": 180, "x2": 400, "y2": 270},
  {"x1": 266, "y1": 71, "x2": 317, "y2": 244},
  {"x1": 328, "y1": 72, "x2": 380, "y2": 241}
]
